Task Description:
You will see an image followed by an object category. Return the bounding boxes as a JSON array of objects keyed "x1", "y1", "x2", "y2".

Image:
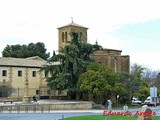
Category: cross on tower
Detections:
[{"x1": 71, "y1": 17, "x2": 73, "y2": 23}]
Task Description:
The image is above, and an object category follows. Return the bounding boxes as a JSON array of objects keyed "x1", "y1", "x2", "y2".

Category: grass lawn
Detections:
[{"x1": 61, "y1": 115, "x2": 160, "y2": 120}]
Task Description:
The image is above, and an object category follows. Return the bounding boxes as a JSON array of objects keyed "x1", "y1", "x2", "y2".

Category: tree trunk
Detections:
[
  {"x1": 76, "y1": 92, "x2": 80, "y2": 101},
  {"x1": 67, "y1": 91, "x2": 72, "y2": 100},
  {"x1": 88, "y1": 93, "x2": 93, "y2": 101}
]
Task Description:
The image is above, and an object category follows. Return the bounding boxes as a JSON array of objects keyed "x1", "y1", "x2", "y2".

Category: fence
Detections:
[{"x1": 0, "y1": 86, "x2": 67, "y2": 99}]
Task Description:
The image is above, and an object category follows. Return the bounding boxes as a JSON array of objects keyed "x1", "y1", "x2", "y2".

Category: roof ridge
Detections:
[{"x1": 58, "y1": 22, "x2": 88, "y2": 29}]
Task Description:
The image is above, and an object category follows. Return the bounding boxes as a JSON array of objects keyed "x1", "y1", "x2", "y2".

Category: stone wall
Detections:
[
  {"x1": 0, "y1": 102, "x2": 92, "y2": 113},
  {"x1": 58, "y1": 25, "x2": 88, "y2": 50},
  {"x1": 0, "y1": 66, "x2": 48, "y2": 98},
  {"x1": 91, "y1": 49, "x2": 130, "y2": 73}
]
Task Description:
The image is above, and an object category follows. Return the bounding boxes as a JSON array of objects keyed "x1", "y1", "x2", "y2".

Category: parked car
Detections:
[
  {"x1": 144, "y1": 96, "x2": 156, "y2": 107},
  {"x1": 131, "y1": 97, "x2": 142, "y2": 105}
]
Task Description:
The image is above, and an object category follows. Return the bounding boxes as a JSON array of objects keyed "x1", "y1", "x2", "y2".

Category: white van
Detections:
[
  {"x1": 131, "y1": 97, "x2": 142, "y2": 105},
  {"x1": 144, "y1": 96, "x2": 156, "y2": 107}
]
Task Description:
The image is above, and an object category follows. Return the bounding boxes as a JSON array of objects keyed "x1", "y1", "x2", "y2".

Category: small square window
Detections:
[
  {"x1": 32, "y1": 71, "x2": 36, "y2": 77},
  {"x1": 2, "y1": 70, "x2": 7, "y2": 76},
  {"x1": 36, "y1": 90, "x2": 39, "y2": 95},
  {"x1": 18, "y1": 71, "x2": 22, "y2": 77}
]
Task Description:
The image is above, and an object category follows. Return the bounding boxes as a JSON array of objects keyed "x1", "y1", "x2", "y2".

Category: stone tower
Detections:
[{"x1": 57, "y1": 22, "x2": 88, "y2": 51}]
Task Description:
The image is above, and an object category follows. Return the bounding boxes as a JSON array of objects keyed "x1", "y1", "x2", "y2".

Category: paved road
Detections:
[
  {"x1": 0, "y1": 107, "x2": 159, "y2": 120},
  {"x1": 0, "y1": 113, "x2": 100, "y2": 120}
]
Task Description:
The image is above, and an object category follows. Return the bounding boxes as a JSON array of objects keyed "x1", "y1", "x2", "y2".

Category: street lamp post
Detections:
[{"x1": 117, "y1": 95, "x2": 119, "y2": 108}]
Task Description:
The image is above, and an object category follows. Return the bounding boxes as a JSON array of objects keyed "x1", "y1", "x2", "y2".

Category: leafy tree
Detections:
[
  {"x1": 129, "y1": 64, "x2": 150, "y2": 100},
  {"x1": 116, "y1": 72, "x2": 130, "y2": 103},
  {"x1": 117, "y1": 72, "x2": 130, "y2": 83},
  {"x1": 2, "y1": 44, "x2": 22, "y2": 57},
  {"x1": 131, "y1": 63, "x2": 145, "y2": 79},
  {"x1": 77, "y1": 62, "x2": 117, "y2": 101},
  {"x1": 143, "y1": 68, "x2": 159, "y2": 86},
  {"x1": 2, "y1": 42, "x2": 49, "y2": 60},
  {"x1": 43, "y1": 32, "x2": 102, "y2": 99},
  {"x1": 0, "y1": 85, "x2": 14, "y2": 97},
  {"x1": 78, "y1": 70, "x2": 111, "y2": 100},
  {"x1": 154, "y1": 73, "x2": 160, "y2": 88},
  {"x1": 113, "y1": 82, "x2": 127, "y2": 104},
  {"x1": 138, "y1": 81, "x2": 150, "y2": 101},
  {"x1": 130, "y1": 64, "x2": 145, "y2": 94},
  {"x1": 41, "y1": 54, "x2": 66, "y2": 90}
]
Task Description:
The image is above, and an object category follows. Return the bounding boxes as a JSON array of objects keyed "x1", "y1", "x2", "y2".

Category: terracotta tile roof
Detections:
[{"x1": 0, "y1": 56, "x2": 59, "y2": 68}]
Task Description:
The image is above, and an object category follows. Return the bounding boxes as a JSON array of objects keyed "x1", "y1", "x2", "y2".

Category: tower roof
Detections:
[{"x1": 57, "y1": 22, "x2": 88, "y2": 29}]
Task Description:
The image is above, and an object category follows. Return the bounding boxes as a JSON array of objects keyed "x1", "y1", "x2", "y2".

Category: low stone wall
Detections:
[
  {"x1": 50, "y1": 102, "x2": 92, "y2": 110},
  {"x1": 0, "y1": 101, "x2": 92, "y2": 113}
]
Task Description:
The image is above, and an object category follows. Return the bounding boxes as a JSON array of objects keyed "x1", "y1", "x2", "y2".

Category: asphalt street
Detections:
[{"x1": 0, "y1": 107, "x2": 159, "y2": 120}]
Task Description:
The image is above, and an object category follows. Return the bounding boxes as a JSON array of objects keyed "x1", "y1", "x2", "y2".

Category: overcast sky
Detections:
[{"x1": 0, "y1": 0, "x2": 160, "y2": 70}]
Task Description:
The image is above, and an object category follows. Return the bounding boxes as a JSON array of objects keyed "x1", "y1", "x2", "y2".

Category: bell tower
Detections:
[{"x1": 57, "y1": 21, "x2": 88, "y2": 51}]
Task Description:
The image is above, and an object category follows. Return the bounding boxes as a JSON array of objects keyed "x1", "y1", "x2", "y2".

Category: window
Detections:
[
  {"x1": 36, "y1": 90, "x2": 39, "y2": 95},
  {"x1": 65, "y1": 32, "x2": 67, "y2": 42},
  {"x1": 18, "y1": 71, "x2": 22, "y2": 77},
  {"x1": 2, "y1": 70, "x2": 7, "y2": 76},
  {"x1": 32, "y1": 71, "x2": 36, "y2": 77},
  {"x1": 45, "y1": 72, "x2": 48, "y2": 77},
  {"x1": 62, "y1": 32, "x2": 64, "y2": 42}
]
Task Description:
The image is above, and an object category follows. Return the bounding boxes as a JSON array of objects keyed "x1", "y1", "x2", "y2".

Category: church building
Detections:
[{"x1": 57, "y1": 22, "x2": 130, "y2": 73}]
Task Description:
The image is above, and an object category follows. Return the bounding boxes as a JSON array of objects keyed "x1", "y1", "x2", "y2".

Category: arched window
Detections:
[
  {"x1": 62, "y1": 32, "x2": 64, "y2": 42},
  {"x1": 65, "y1": 32, "x2": 67, "y2": 42}
]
